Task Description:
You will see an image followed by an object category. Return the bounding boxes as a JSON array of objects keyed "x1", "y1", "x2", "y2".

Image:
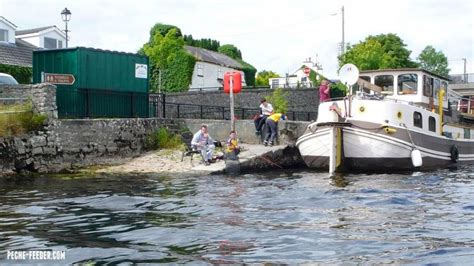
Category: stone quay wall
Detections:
[
  {"x1": 0, "y1": 83, "x2": 58, "y2": 120},
  {"x1": 163, "y1": 88, "x2": 320, "y2": 112},
  {"x1": 0, "y1": 118, "x2": 185, "y2": 175}
]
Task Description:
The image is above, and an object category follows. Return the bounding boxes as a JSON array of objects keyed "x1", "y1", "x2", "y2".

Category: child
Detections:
[{"x1": 226, "y1": 130, "x2": 240, "y2": 160}]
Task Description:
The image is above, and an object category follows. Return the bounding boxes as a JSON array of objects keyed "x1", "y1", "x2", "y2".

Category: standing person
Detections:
[
  {"x1": 319, "y1": 79, "x2": 331, "y2": 102},
  {"x1": 226, "y1": 130, "x2": 240, "y2": 160},
  {"x1": 191, "y1": 125, "x2": 215, "y2": 166},
  {"x1": 263, "y1": 112, "x2": 286, "y2": 146},
  {"x1": 255, "y1": 98, "x2": 273, "y2": 135}
]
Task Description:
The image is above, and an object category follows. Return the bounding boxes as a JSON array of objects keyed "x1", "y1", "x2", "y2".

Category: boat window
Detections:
[
  {"x1": 433, "y1": 79, "x2": 440, "y2": 98},
  {"x1": 414, "y1": 112, "x2": 423, "y2": 128},
  {"x1": 374, "y1": 75, "x2": 394, "y2": 95},
  {"x1": 423, "y1": 75, "x2": 433, "y2": 97},
  {"x1": 464, "y1": 128, "x2": 471, "y2": 139},
  {"x1": 359, "y1": 76, "x2": 370, "y2": 82},
  {"x1": 441, "y1": 81, "x2": 448, "y2": 101},
  {"x1": 429, "y1": 116, "x2": 436, "y2": 132},
  {"x1": 398, "y1": 74, "x2": 418, "y2": 95}
]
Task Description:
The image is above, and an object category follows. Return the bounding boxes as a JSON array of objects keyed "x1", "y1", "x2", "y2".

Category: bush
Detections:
[
  {"x1": 266, "y1": 88, "x2": 289, "y2": 114},
  {"x1": 147, "y1": 127, "x2": 183, "y2": 150},
  {"x1": 0, "y1": 64, "x2": 32, "y2": 84},
  {"x1": 0, "y1": 103, "x2": 46, "y2": 137},
  {"x1": 330, "y1": 82, "x2": 348, "y2": 98}
]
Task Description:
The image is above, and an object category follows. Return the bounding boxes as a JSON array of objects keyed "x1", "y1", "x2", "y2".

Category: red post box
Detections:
[{"x1": 224, "y1": 71, "x2": 242, "y2": 94}]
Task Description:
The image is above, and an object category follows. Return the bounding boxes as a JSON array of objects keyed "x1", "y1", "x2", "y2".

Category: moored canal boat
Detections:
[{"x1": 296, "y1": 66, "x2": 474, "y2": 173}]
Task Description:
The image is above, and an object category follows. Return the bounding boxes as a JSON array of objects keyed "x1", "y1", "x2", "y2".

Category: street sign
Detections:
[
  {"x1": 303, "y1": 67, "x2": 311, "y2": 76},
  {"x1": 44, "y1": 73, "x2": 75, "y2": 85}
]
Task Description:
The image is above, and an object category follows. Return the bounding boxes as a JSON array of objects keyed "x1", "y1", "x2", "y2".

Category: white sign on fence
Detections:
[{"x1": 135, "y1": 64, "x2": 148, "y2": 79}]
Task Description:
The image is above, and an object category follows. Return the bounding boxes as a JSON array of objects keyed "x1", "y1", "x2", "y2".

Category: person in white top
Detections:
[
  {"x1": 191, "y1": 125, "x2": 215, "y2": 165},
  {"x1": 255, "y1": 98, "x2": 273, "y2": 135}
]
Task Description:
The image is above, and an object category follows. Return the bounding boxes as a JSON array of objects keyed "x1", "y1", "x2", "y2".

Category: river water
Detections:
[{"x1": 0, "y1": 167, "x2": 473, "y2": 264}]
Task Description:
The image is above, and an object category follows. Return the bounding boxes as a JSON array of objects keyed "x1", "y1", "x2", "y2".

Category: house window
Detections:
[
  {"x1": 429, "y1": 116, "x2": 436, "y2": 132},
  {"x1": 433, "y1": 79, "x2": 440, "y2": 98},
  {"x1": 217, "y1": 68, "x2": 222, "y2": 79},
  {"x1": 423, "y1": 75, "x2": 433, "y2": 97},
  {"x1": 58, "y1": 40, "x2": 63, "y2": 48},
  {"x1": 414, "y1": 112, "x2": 423, "y2": 128},
  {"x1": 0, "y1": 29, "x2": 8, "y2": 42},
  {"x1": 197, "y1": 64, "x2": 203, "y2": 77},
  {"x1": 44, "y1": 37, "x2": 59, "y2": 49},
  {"x1": 374, "y1": 75, "x2": 394, "y2": 95},
  {"x1": 398, "y1": 73, "x2": 418, "y2": 95}
]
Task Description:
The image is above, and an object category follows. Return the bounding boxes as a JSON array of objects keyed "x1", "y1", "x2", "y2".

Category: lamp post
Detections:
[{"x1": 61, "y1": 8, "x2": 71, "y2": 48}]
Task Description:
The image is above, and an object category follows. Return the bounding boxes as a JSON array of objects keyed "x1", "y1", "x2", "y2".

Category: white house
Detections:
[
  {"x1": 16, "y1": 25, "x2": 66, "y2": 49},
  {"x1": 185, "y1": 46, "x2": 246, "y2": 91},
  {"x1": 0, "y1": 16, "x2": 16, "y2": 44},
  {"x1": 269, "y1": 58, "x2": 324, "y2": 89},
  {"x1": 0, "y1": 16, "x2": 37, "y2": 68}
]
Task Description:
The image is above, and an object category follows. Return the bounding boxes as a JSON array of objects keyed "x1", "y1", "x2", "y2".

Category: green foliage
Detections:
[
  {"x1": 255, "y1": 70, "x2": 280, "y2": 86},
  {"x1": 218, "y1": 44, "x2": 242, "y2": 59},
  {"x1": 0, "y1": 103, "x2": 46, "y2": 137},
  {"x1": 339, "y1": 33, "x2": 418, "y2": 70},
  {"x1": 142, "y1": 29, "x2": 196, "y2": 92},
  {"x1": 306, "y1": 66, "x2": 325, "y2": 87},
  {"x1": 149, "y1": 23, "x2": 182, "y2": 41},
  {"x1": 417, "y1": 45, "x2": 450, "y2": 77},
  {"x1": 184, "y1": 35, "x2": 220, "y2": 51},
  {"x1": 147, "y1": 127, "x2": 184, "y2": 150},
  {"x1": 266, "y1": 88, "x2": 289, "y2": 113},
  {"x1": 237, "y1": 59, "x2": 256, "y2": 86},
  {"x1": 0, "y1": 64, "x2": 32, "y2": 84},
  {"x1": 142, "y1": 22, "x2": 257, "y2": 90},
  {"x1": 329, "y1": 82, "x2": 348, "y2": 98}
]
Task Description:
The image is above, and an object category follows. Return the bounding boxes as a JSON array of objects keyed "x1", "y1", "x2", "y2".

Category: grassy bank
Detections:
[{"x1": 0, "y1": 103, "x2": 46, "y2": 137}]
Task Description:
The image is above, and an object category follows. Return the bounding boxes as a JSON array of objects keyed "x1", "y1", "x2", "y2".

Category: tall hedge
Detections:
[{"x1": 0, "y1": 64, "x2": 32, "y2": 84}]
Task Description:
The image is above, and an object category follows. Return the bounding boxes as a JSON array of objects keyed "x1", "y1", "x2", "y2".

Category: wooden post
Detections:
[{"x1": 230, "y1": 75, "x2": 235, "y2": 131}]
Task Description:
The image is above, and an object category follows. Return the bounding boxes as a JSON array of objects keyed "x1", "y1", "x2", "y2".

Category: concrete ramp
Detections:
[{"x1": 191, "y1": 144, "x2": 304, "y2": 175}]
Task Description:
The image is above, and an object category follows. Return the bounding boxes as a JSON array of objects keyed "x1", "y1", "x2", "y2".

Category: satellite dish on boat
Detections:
[{"x1": 339, "y1": 63, "x2": 360, "y2": 86}]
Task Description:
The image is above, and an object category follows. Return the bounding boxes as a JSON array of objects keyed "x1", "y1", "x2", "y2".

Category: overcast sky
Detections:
[{"x1": 2, "y1": 0, "x2": 473, "y2": 78}]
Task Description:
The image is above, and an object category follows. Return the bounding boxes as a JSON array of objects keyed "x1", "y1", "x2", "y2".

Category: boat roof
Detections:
[{"x1": 360, "y1": 68, "x2": 450, "y2": 81}]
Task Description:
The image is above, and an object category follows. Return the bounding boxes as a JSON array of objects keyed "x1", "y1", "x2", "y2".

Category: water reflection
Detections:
[{"x1": 0, "y1": 167, "x2": 473, "y2": 264}]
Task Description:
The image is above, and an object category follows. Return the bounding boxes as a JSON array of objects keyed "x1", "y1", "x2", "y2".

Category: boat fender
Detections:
[
  {"x1": 411, "y1": 149, "x2": 422, "y2": 167},
  {"x1": 450, "y1": 145, "x2": 459, "y2": 163},
  {"x1": 383, "y1": 127, "x2": 397, "y2": 134}
]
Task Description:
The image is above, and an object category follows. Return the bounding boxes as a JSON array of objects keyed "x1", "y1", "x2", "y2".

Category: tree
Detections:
[
  {"x1": 218, "y1": 44, "x2": 242, "y2": 59},
  {"x1": 142, "y1": 29, "x2": 195, "y2": 92},
  {"x1": 256, "y1": 70, "x2": 280, "y2": 86},
  {"x1": 149, "y1": 23, "x2": 182, "y2": 41},
  {"x1": 340, "y1": 33, "x2": 418, "y2": 70},
  {"x1": 266, "y1": 88, "x2": 289, "y2": 113},
  {"x1": 417, "y1": 45, "x2": 450, "y2": 77}
]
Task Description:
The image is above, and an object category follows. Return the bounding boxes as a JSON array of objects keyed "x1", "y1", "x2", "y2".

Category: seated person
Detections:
[
  {"x1": 226, "y1": 130, "x2": 240, "y2": 160},
  {"x1": 191, "y1": 125, "x2": 215, "y2": 165}
]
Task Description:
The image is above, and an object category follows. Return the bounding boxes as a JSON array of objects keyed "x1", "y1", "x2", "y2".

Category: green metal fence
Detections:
[{"x1": 57, "y1": 88, "x2": 149, "y2": 118}]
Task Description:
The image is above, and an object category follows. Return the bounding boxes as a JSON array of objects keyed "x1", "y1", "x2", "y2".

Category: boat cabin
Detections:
[{"x1": 356, "y1": 69, "x2": 450, "y2": 109}]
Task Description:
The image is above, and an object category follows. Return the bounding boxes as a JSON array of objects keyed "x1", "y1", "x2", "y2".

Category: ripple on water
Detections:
[{"x1": 0, "y1": 169, "x2": 473, "y2": 264}]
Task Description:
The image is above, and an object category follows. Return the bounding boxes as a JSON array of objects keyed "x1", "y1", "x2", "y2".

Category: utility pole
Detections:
[
  {"x1": 341, "y1": 5, "x2": 345, "y2": 55},
  {"x1": 462, "y1": 58, "x2": 467, "y2": 83}
]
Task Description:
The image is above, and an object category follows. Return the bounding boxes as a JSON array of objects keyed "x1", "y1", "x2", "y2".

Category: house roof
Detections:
[
  {"x1": 16, "y1": 25, "x2": 66, "y2": 39},
  {"x1": 0, "y1": 16, "x2": 17, "y2": 29},
  {"x1": 184, "y1": 46, "x2": 242, "y2": 69},
  {"x1": 16, "y1": 25, "x2": 56, "y2": 35},
  {"x1": 0, "y1": 38, "x2": 39, "y2": 67}
]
